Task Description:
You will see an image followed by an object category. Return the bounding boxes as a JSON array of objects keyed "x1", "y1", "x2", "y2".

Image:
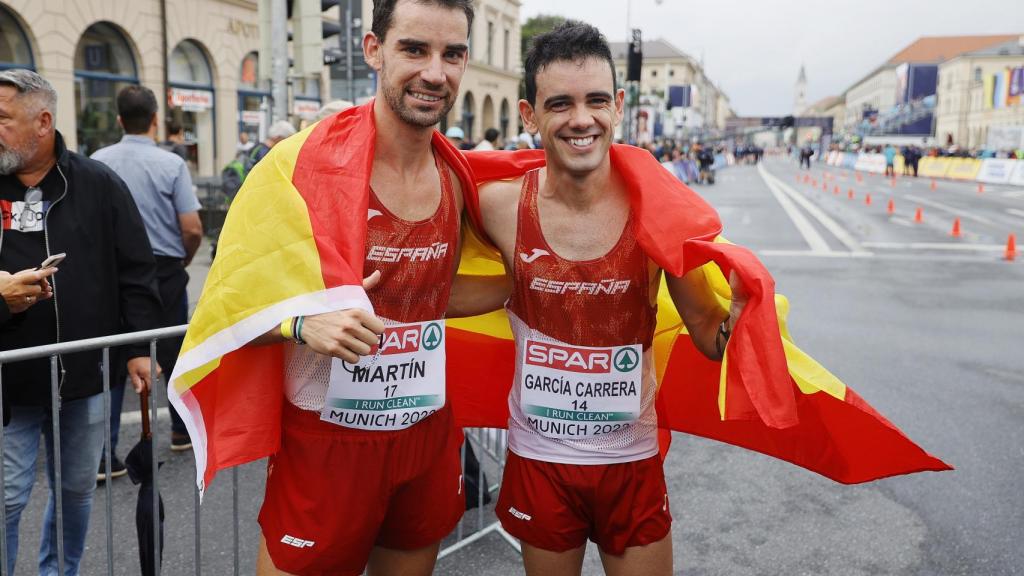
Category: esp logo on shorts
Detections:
[
  {"x1": 525, "y1": 341, "x2": 612, "y2": 374},
  {"x1": 280, "y1": 535, "x2": 315, "y2": 548},
  {"x1": 370, "y1": 323, "x2": 443, "y2": 355}
]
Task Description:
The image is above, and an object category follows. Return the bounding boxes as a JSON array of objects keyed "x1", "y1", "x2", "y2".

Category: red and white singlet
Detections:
[
  {"x1": 506, "y1": 169, "x2": 659, "y2": 464},
  {"x1": 284, "y1": 149, "x2": 459, "y2": 416}
]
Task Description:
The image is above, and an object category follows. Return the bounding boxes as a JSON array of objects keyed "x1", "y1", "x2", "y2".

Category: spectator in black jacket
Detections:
[{"x1": 0, "y1": 69, "x2": 162, "y2": 575}]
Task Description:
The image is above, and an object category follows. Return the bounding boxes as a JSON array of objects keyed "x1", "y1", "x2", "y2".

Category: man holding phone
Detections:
[{"x1": 0, "y1": 69, "x2": 162, "y2": 575}]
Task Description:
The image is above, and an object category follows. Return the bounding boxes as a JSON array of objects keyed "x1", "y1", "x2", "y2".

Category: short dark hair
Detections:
[
  {"x1": 484, "y1": 127, "x2": 499, "y2": 143},
  {"x1": 116, "y1": 85, "x2": 158, "y2": 134},
  {"x1": 524, "y1": 21, "x2": 616, "y2": 106},
  {"x1": 165, "y1": 119, "x2": 183, "y2": 136},
  {"x1": 372, "y1": 0, "x2": 474, "y2": 42}
]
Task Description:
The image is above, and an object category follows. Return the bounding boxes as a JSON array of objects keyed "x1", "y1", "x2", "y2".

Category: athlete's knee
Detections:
[{"x1": 367, "y1": 542, "x2": 441, "y2": 576}]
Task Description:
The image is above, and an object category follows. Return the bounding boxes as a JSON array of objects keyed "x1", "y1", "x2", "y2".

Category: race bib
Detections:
[
  {"x1": 322, "y1": 320, "x2": 446, "y2": 431},
  {"x1": 520, "y1": 339, "x2": 642, "y2": 439}
]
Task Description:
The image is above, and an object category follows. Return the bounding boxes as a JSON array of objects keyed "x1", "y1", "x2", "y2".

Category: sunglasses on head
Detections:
[{"x1": 19, "y1": 186, "x2": 42, "y2": 229}]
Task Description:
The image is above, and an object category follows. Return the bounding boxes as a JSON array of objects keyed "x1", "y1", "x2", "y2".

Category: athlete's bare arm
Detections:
[
  {"x1": 664, "y1": 268, "x2": 746, "y2": 360},
  {"x1": 445, "y1": 178, "x2": 522, "y2": 317},
  {"x1": 477, "y1": 178, "x2": 522, "y2": 266},
  {"x1": 250, "y1": 271, "x2": 385, "y2": 364}
]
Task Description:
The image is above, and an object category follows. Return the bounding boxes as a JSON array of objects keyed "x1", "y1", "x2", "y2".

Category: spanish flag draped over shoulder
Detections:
[
  {"x1": 446, "y1": 146, "x2": 951, "y2": 484},
  {"x1": 168, "y1": 101, "x2": 478, "y2": 493},
  {"x1": 171, "y1": 101, "x2": 949, "y2": 494}
]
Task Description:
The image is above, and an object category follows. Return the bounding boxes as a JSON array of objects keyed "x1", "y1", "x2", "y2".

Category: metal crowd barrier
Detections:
[{"x1": 0, "y1": 326, "x2": 517, "y2": 574}]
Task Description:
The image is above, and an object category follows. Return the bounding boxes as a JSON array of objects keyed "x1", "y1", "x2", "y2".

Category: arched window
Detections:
[
  {"x1": 169, "y1": 39, "x2": 215, "y2": 175},
  {"x1": 499, "y1": 98, "x2": 510, "y2": 139},
  {"x1": 461, "y1": 92, "x2": 475, "y2": 143},
  {"x1": 0, "y1": 5, "x2": 34, "y2": 70},
  {"x1": 74, "y1": 22, "x2": 138, "y2": 156},
  {"x1": 481, "y1": 95, "x2": 495, "y2": 137},
  {"x1": 238, "y1": 52, "x2": 270, "y2": 146}
]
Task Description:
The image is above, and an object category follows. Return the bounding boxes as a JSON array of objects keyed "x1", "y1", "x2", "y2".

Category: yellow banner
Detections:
[
  {"x1": 918, "y1": 157, "x2": 952, "y2": 178},
  {"x1": 946, "y1": 158, "x2": 983, "y2": 180}
]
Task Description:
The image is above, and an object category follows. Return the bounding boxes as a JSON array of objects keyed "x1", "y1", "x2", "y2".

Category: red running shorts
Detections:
[
  {"x1": 496, "y1": 451, "x2": 671, "y2": 555},
  {"x1": 258, "y1": 401, "x2": 464, "y2": 576}
]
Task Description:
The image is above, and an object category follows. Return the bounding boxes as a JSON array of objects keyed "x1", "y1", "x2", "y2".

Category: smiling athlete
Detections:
[
  {"x1": 466, "y1": 22, "x2": 747, "y2": 576},
  {"x1": 251, "y1": 1, "x2": 475, "y2": 574}
]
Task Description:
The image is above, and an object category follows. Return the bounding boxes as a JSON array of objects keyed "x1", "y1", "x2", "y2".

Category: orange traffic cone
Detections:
[
  {"x1": 930, "y1": 179, "x2": 937, "y2": 191},
  {"x1": 804, "y1": 174, "x2": 810, "y2": 184},
  {"x1": 834, "y1": 185, "x2": 841, "y2": 195},
  {"x1": 1006, "y1": 234, "x2": 1017, "y2": 261},
  {"x1": 848, "y1": 189, "x2": 855, "y2": 200},
  {"x1": 823, "y1": 182, "x2": 829, "y2": 192},
  {"x1": 977, "y1": 183, "x2": 985, "y2": 194},
  {"x1": 950, "y1": 218, "x2": 962, "y2": 238},
  {"x1": 865, "y1": 193, "x2": 872, "y2": 206},
  {"x1": 914, "y1": 207, "x2": 924, "y2": 223},
  {"x1": 887, "y1": 199, "x2": 895, "y2": 214}
]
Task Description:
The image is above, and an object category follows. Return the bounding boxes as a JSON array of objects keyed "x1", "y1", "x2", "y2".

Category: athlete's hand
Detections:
[
  {"x1": 728, "y1": 270, "x2": 747, "y2": 329},
  {"x1": 301, "y1": 271, "x2": 385, "y2": 362}
]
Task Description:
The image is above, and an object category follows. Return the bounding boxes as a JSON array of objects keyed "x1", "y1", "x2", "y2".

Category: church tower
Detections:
[{"x1": 794, "y1": 64, "x2": 807, "y2": 115}]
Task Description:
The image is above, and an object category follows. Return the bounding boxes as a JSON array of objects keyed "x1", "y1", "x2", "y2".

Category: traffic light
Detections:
[{"x1": 627, "y1": 29, "x2": 642, "y2": 82}]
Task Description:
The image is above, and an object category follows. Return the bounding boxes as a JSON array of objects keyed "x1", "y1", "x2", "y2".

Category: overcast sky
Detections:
[{"x1": 518, "y1": 0, "x2": 1024, "y2": 117}]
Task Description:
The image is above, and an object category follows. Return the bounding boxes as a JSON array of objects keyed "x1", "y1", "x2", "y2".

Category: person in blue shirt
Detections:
[
  {"x1": 91, "y1": 86, "x2": 203, "y2": 476},
  {"x1": 884, "y1": 144, "x2": 897, "y2": 178}
]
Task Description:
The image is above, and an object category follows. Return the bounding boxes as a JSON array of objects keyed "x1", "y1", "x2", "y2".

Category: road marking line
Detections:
[
  {"x1": 1002, "y1": 191, "x2": 1024, "y2": 199},
  {"x1": 760, "y1": 250, "x2": 873, "y2": 258},
  {"x1": 757, "y1": 166, "x2": 831, "y2": 253},
  {"x1": 1006, "y1": 208, "x2": 1024, "y2": 220},
  {"x1": 904, "y1": 194, "x2": 997, "y2": 226},
  {"x1": 760, "y1": 164, "x2": 868, "y2": 254},
  {"x1": 861, "y1": 241, "x2": 1004, "y2": 251}
]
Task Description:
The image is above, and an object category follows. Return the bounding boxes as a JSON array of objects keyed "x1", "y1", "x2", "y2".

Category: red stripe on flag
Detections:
[
  {"x1": 191, "y1": 345, "x2": 285, "y2": 488},
  {"x1": 447, "y1": 327, "x2": 514, "y2": 429},
  {"x1": 656, "y1": 338, "x2": 952, "y2": 484}
]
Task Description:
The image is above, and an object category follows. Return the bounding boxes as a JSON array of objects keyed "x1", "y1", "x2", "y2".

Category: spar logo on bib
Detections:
[
  {"x1": 525, "y1": 341, "x2": 612, "y2": 374},
  {"x1": 613, "y1": 348, "x2": 639, "y2": 372},
  {"x1": 372, "y1": 322, "x2": 443, "y2": 355}
]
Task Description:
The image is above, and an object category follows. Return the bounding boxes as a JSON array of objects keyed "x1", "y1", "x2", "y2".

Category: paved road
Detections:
[{"x1": 9, "y1": 159, "x2": 1023, "y2": 575}]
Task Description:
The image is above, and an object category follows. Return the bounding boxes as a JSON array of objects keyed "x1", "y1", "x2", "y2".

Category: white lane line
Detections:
[
  {"x1": 861, "y1": 241, "x2": 1004, "y2": 251},
  {"x1": 757, "y1": 165, "x2": 831, "y2": 253},
  {"x1": 759, "y1": 164, "x2": 869, "y2": 255},
  {"x1": 759, "y1": 250, "x2": 873, "y2": 258},
  {"x1": 1002, "y1": 190, "x2": 1024, "y2": 199},
  {"x1": 1006, "y1": 208, "x2": 1024, "y2": 220},
  {"x1": 904, "y1": 194, "x2": 997, "y2": 226}
]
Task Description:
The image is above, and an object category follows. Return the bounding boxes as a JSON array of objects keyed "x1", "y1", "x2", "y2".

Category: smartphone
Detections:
[{"x1": 36, "y1": 252, "x2": 66, "y2": 270}]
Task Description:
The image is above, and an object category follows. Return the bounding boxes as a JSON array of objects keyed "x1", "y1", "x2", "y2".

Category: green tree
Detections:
[{"x1": 518, "y1": 14, "x2": 566, "y2": 100}]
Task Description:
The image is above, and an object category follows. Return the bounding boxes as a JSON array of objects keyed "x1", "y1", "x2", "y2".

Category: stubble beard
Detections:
[
  {"x1": 0, "y1": 140, "x2": 30, "y2": 176},
  {"x1": 379, "y1": 61, "x2": 454, "y2": 129}
]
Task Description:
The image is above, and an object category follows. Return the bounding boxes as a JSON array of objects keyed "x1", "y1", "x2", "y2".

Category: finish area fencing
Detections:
[{"x1": 0, "y1": 327, "x2": 516, "y2": 575}]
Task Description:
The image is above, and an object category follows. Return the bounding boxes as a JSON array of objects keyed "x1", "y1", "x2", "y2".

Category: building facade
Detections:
[
  {"x1": 447, "y1": 0, "x2": 521, "y2": 144},
  {"x1": 0, "y1": 0, "x2": 277, "y2": 177},
  {"x1": 1, "y1": 0, "x2": 520, "y2": 178},
  {"x1": 935, "y1": 38, "x2": 1024, "y2": 149},
  {"x1": 842, "y1": 35, "x2": 1018, "y2": 138},
  {"x1": 608, "y1": 38, "x2": 730, "y2": 142}
]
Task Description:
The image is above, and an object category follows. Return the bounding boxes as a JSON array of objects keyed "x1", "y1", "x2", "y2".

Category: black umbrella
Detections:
[{"x1": 125, "y1": 389, "x2": 164, "y2": 576}]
